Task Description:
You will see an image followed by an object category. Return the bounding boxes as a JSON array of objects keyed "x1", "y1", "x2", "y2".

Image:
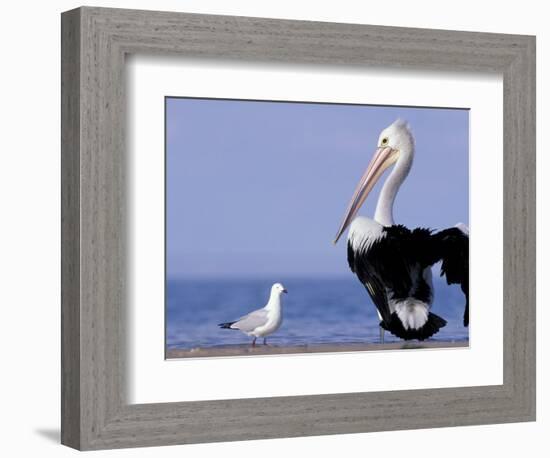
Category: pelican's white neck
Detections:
[{"x1": 374, "y1": 151, "x2": 413, "y2": 226}]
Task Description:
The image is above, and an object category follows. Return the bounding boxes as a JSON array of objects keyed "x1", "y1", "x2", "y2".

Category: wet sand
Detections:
[{"x1": 166, "y1": 340, "x2": 469, "y2": 359}]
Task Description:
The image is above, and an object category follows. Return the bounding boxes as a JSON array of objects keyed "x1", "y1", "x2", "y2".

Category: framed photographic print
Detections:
[
  {"x1": 61, "y1": 6, "x2": 535, "y2": 450},
  {"x1": 165, "y1": 98, "x2": 470, "y2": 359}
]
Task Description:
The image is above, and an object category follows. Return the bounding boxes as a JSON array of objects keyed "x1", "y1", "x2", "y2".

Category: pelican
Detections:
[
  {"x1": 218, "y1": 283, "x2": 288, "y2": 346},
  {"x1": 334, "y1": 119, "x2": 469, "y2": 341}
]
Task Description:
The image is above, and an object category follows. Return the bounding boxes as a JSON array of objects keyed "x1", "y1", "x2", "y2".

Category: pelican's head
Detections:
[
  {"x1": 271, "y1": 283, "x2": 288, "y2": 296},
  {"x1": 377, "y1": 119, "x2": 414, "y2": 161},
  {"x1": 333, "y1": 119, "x2": 415, "y2": 243}
]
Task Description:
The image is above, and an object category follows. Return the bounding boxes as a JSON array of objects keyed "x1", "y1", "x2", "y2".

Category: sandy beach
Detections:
[{"x1": 166, "y1": 340, "x2": 468, "y2": 359}]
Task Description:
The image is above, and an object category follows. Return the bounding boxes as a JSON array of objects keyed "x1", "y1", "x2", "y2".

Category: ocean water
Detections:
[{"x1": 166, "y1": 276, "x2": 469, "y2": 350}]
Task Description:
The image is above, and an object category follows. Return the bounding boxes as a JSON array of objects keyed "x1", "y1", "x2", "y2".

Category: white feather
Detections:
[
  {"x1": 348, "y1": 217, "x2": 385, "y2": 252},
  {"x1": 393, "y1": 299, "x2": 429, "y2": 330},
  {"x1": 454, "y1": 222, "x2": 470, "y2": 236}
]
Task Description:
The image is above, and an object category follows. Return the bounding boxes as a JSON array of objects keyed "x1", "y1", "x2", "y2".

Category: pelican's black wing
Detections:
[
  {"x1": 347, "y1": 225, "x2": 433, "y2": 326},
  {"x1": 347, "y1": 224, "x2": 468, "y2": 333},
  {"x1": 428, "y1": 227, "x2": 470, "y2": 326}
]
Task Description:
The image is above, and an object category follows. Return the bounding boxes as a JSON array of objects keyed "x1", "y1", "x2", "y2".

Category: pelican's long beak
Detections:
[{"x1": 333, "y1": 146, "x2": 398, "y2": 244}]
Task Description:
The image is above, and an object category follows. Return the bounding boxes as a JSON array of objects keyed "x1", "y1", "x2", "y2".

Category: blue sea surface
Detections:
[{"x1": 166, "y1": 276, "x2": 469, "y2": 350}]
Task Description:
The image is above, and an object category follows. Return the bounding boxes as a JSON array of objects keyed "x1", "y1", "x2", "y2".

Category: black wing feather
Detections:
[
  {"x1": 434, "y1": 227, "x2": 469, "y2": 326},
  {"x1": 348, "y1": 242, "x2": 392, "y2": 323},
  {"x1": 422, "y1": 227, "x2": 469, "y2": 326},
  {"x1": 347, "y1": 225, "x2": 425, "y2": 325},
  {"x1": 347, "y1": 224, "x2": 469, "y2": 332}
]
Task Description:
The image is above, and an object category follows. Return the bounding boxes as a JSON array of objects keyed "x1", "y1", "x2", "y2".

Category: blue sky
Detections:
[{"x1": 166, "y1": 98, "x2": 469, "y2": 278}]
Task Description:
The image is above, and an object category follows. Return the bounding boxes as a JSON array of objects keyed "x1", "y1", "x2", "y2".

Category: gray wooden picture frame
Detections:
[{"x1": 61, "y1": 6, "x2": 536, "y2": 451}]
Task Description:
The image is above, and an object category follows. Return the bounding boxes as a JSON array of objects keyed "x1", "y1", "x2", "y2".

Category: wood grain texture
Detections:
[
  {"x1": 60, "y1": 8, "x2": 81, "y2": 449},
  {"x1": 61, "y1": 6, "x2": 536, "y2": 450}
]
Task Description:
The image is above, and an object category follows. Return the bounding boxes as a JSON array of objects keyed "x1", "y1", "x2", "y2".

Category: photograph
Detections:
[{"x1": 165, "y1": 97, "x2": 470, "y2": 359}]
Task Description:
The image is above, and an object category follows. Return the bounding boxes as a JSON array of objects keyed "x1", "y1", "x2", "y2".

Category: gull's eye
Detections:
[{"x1": 381, "y1": 137, "x2": 389, "y2": 145}]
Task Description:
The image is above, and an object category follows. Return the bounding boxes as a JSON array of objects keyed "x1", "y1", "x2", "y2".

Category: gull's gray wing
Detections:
[{"x1": 232, "y1": 308, "x2": 269, "y2": 332}]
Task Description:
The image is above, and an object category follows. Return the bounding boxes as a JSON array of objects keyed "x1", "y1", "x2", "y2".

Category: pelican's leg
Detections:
[
  {"x1": 263, "y1": 338, "x2": 267, "y2": 346},
  {"x1": 379, "y1": 326, "x2": 385, "y2": 344},
  {"x1": 252, "y1": 337, "x2": 256, "y2": 347}
]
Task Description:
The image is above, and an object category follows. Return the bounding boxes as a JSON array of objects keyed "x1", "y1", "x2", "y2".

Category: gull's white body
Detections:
[
  {"x1": 247, "y1": 310, "x2": 282, "y2": 338},
  {"x1": 219, "y1": 283, "x2": 287, "y2": 345},
  {"x1": 238, "y1": 293, "x2": 284, "y2": 338}
]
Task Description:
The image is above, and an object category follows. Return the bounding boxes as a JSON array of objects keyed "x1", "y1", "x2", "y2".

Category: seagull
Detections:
[{"x1": 218, "y1": 283, "x2": 288, "y2": 346}]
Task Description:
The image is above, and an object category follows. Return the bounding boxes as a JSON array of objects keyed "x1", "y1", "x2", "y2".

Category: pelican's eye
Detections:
[{"x1": 381, "y1": 137, "x2": 389, "y2": 146}]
